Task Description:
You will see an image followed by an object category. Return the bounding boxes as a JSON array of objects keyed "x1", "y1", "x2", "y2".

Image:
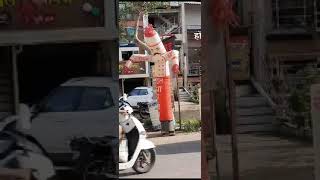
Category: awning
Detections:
[{"x1": 267, "y1": 40, "x2": 320, "y2": 60}]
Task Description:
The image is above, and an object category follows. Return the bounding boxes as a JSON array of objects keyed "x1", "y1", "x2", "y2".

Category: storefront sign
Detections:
[
  {"x1": 0, "y1": 0, "x2": 104, "y2": 30},
  {"x1": 311, "y1": 84, "x2": 320, "y2": 180},
  {"x1": 187, "y1": 29, "x2": 201, "y2": 41},
  {"x1": 194, "y1": 31, "x2": 201, "y2": 40},
  {"x1": 230, "y1": 36, "x2": 250, "y2": 81},
  {"x1": 119, "y1": 61, "x2": 149, "y2": 79}
]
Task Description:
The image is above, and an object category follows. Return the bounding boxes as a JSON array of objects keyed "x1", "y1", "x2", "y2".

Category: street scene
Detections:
[
  {"x1": 119, "y1": 1, "x2": 201, "y2": 178},
  {"x1": 0, "y1": 1, "x2": 201, "y2": 180},
  {"x1": 202, "y1": 0, "x2": 320, "y2": 180}
]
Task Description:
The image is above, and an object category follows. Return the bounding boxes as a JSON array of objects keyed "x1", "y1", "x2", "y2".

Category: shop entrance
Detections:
[
  {"x1": 121, "y1": 78, "x2": 146, "y2": 94},
  {"x1": 17, "y1": 42, "x2": 101, "y2": 105}
]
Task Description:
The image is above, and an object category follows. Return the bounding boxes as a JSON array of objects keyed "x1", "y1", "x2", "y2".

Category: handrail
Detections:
[
  {"x1": 182, "y1": 87, "x2": 192, "y2": 97},
  {"x1": 250, "y1": 77, "x2": 277, "y2": 109}
]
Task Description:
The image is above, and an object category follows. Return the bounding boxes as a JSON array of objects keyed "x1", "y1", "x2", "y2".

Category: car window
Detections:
[
  {"x1": 42, "y1": 87, "x2": 82, "y2": 112},
  {"x1": 128, "y1": 89, "x2": 140, "y2": 96},
  {"x1": 78, "y1": 87, "x2": 114, "y2": 111},
  {"x1": 139, "y1": 89, "x2": 148, "y2": 95}
]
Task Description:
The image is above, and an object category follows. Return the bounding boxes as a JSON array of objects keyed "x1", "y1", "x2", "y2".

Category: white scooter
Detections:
[{"x1": 119, "y1": 96, "x2": 156, "y2": 173}]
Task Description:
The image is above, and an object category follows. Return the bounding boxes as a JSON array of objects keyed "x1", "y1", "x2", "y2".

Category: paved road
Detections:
[{"x1": 119, "y1": 132, "x2": 201, "y2": 179}]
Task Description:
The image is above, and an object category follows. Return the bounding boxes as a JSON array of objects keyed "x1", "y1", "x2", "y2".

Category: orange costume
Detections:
[{"x1": 123, "y1": 24, "x2": 179, "y2": 134}]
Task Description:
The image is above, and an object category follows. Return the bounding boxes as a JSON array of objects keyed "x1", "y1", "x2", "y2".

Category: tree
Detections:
[{"x1": 119, "y1": 2, "x2": 170, "y2": 43}]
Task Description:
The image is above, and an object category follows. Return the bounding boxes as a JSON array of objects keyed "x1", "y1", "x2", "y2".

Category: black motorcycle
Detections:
[
  {"x1": 137, "y1": 102, "x2": 150, "y2": 120},
  {"x1": 70, "y1": 136, "x2": 118, "y2": 180}
]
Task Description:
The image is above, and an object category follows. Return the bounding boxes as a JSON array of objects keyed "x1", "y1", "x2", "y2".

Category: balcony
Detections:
[
  {"x1": 188, "y1": 63, "x2": 201, "y2": 77},
  {"x1": 271, "y1": 0, "x2": 314, "y2": 33}
]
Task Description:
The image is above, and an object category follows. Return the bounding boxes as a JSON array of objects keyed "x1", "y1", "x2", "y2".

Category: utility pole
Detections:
[{"x1": 224, "y1": 27, "x2": 240, "y2": 180}]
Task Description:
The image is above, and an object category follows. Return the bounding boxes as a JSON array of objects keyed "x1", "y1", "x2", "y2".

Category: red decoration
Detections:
[
  {"x1": 144, "y1": 24, "x2": 156, "y2": 37},
  {"x1": 212, "y1": 0, "x2": 239, "y2": 29}
]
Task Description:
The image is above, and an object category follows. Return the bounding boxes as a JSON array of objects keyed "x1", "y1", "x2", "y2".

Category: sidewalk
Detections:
[
  {"x1": 214, "y1": 134, "x2": 314, "y2": 180},
  {"x1": 173, "y1": 101, "x2": 200, "y2": 121}
]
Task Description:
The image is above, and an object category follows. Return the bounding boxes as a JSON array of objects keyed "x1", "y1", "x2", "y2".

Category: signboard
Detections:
[
  {"x1": 311, "y1": 84, "x2": 320, "y2": 180},
  {"x1": 0, "y1": 0, "x2": 104, "y2": 30},
  {"x1": 119, "y1": 61, "x2": 149, "y2": 79},
  {"x1": 230, "y1": 36, "x2": 250, "y2": 81},
  {"x1": 119, "y1": 46, "x2": 149, "y2": 79},
  {"x1": 187, "y1": 29, "x2": 201, "y2": 41}
]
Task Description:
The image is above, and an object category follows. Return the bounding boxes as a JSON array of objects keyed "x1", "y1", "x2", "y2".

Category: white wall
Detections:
[{"x1": 185, "y1": 4, "x2": 201, "y2": 29}]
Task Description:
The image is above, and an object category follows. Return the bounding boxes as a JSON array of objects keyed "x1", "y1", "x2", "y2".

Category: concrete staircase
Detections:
[
  {"x1": 236, "y1": 83, "x2": 275, "y2": 134},
  {"x1": 178, "y1": 88, "x2": 191, "y2": 102}
]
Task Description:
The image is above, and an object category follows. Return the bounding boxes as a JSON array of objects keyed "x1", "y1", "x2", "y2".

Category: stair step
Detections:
[
  {"x1": 0, "y1": 79, "x2": 11, "y2": 86},
  {"x1": 236, "y1": 96, "x2": 268, "y2": 108},
  {"x1": 237, "y1": 115, "x2": 275, "y2": 125},
  {"x1": 237, "y1": 107, "x2": 274, "y2": 116},
  {"x1": 236, "y1": 85, "x2": 254, "y2": 97},
  {"x1": 237, "y1": 124, "x2": 275, "y2": 134},
  {"x1": 0, "y1": 95, "x2": 12, "y2": 103}
]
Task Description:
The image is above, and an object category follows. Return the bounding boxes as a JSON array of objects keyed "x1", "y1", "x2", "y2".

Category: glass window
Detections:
[
  {"x1": 78, "y1": 87, "x2": 114, "y2": 111},
  {"x1": 128, "y1": 89, "x2": 140, "y2": 96},
  {"x1": 139, "y1": 89, "x2": 148, "y2": 95},
  {"x1": 42, "y1": 87, "x2": 82, "y2": 112}
]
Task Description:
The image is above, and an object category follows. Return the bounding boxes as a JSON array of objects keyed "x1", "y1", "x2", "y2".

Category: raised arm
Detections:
[{"x1": 123, "y1": 54, "x2": 152, "y2": 74}]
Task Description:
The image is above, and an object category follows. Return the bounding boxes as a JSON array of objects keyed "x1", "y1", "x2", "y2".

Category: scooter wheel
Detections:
[{"x1": 132, "y1": 148, "x2": 156, "y2": 174}]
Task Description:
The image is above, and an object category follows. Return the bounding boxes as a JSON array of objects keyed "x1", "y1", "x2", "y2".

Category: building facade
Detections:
[{"x1": 0, "y1": 0, "x2": 118, "y2": 119}]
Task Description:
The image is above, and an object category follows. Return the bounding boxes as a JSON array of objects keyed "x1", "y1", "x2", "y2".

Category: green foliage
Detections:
[
  {"x1": 178, "y1": 119, "x2": 201, "y2": 132},
  {"x1": 119, "y1": 1, "x2": 170, "y2": 42},
  {"x1": 287, "y1": 67, "x2": 320, "y2": 128},
  {"x1": 188, "y1": 84, "x2": 200, "y2": 104}
]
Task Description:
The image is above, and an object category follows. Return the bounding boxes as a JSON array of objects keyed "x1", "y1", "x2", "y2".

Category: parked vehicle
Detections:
[
  {"x1": 0, "y1": 104, "x2": 56, "y2": 180},
  {"x1": 27, "y1": 77, "x2": 118, "y2": 164},
  {"x1": 137, "y1": 102, "x2": 150, "y2": 120},
  {"x1": 125, "y1": 87, "x2": 154, "y2": 108},
  {"x1": 119, "y1": 97, "x2": 156, "y2": 173}
]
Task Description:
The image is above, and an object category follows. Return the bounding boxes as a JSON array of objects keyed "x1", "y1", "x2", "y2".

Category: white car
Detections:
[
  {"x1": 125, "y1": 87, "x2": 154, "y2": 108},
  {"x1": 27, "y1": 77, "x2": 118, "y2": 164}
]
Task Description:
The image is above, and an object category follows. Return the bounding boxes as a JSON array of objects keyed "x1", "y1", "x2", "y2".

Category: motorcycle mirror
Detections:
[
  {"x1": 123, "y1": 94, "x2": 128, "y2": 101},
  {"x1": 16, "y1": 103, "x2": 32, "y2": 131}
]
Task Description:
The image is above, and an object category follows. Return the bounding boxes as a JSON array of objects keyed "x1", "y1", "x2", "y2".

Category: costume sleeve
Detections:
[
  {"x1": 163, "y1": 50, "x2": 179, "y2": 66},
  {"x1": 125, "y1": 54, "x2": 152, "y2": 68}
]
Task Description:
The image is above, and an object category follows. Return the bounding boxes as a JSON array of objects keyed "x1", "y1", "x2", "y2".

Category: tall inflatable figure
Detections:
[{"x1": 123, "y1": 21, "x2": 179, "y2": 135}]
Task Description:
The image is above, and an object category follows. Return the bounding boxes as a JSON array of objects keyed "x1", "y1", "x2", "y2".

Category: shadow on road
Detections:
[
  {"x1": 156, "y1": 140, "x2": 201, "y2": 155},
  {"x1": 119, "y1": 171, "x2": 137, "y2": 177}
]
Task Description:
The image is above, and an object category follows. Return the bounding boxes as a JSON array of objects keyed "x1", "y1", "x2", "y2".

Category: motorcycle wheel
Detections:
[
  {"x1": 139, "y1": 106, "x2": 150, "y2": 120},
  {"x1": 82, "y1": 160, "x2": 117, "y2": 180},
  {"x1": 132, "y1": 149, "x2": 156, "y2": 174}
]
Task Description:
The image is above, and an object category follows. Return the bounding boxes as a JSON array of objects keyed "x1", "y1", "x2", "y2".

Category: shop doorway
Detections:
[
  {"x1": 17, "y1": 43, "x2": 101, "y2": 105},
  {"x1": 122, "y1": 78, "x2": 146, "y2": 94}
]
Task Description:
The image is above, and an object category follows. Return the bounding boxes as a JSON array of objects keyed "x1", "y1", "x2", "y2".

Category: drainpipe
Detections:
[
  {"x1": 12, "y1": 45, "x2": 23, "y2": 115},
  {"x1": 181, "y1": 2, "x2": 188, "y2": 89}
]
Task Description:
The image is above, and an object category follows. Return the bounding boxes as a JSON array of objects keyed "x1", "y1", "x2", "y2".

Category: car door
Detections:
[
  {"x1": 66, "y1": 86, "x2": 118, "y2": 143},
  {"x1": 138, "y1": 88, "x2": 150, "y2": 103},
  {"x1": 29, "y1": 86, "x2": 118, "y2": 161},
  {"x1": 29, "y1": 87, "x2": 83, "y2": 155},
  {"x1": 127, "y1": 89, "x2": 140, "y2": 107}
]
